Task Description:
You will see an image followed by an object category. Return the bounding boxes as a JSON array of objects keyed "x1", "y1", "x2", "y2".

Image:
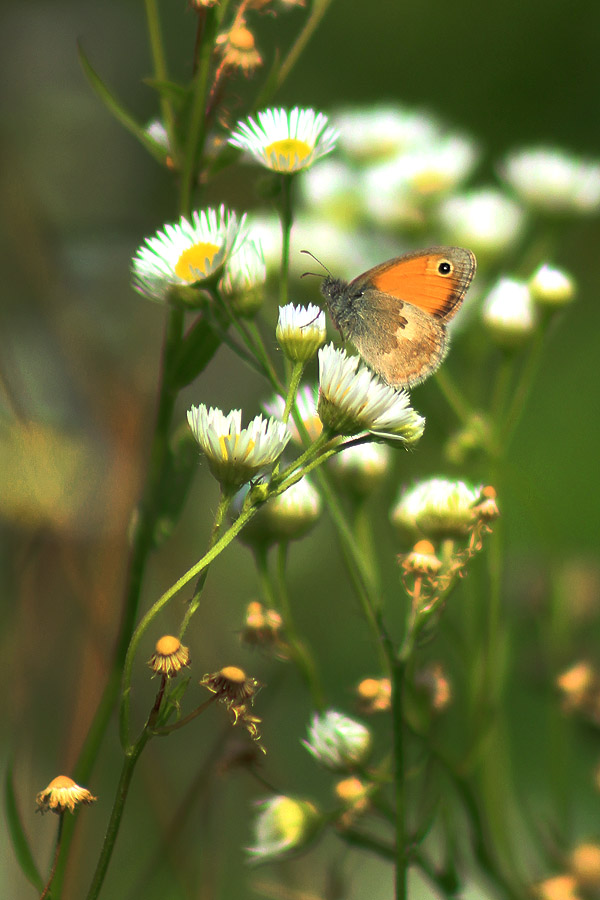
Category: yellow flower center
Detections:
[
  {"x1": 175, "y1": 242, "x2": 221, "y2": 281},
  {"x1": 219, "y1": 434, "x2": 255, "y2": 461},
  {"x1": 411, "y1": 170, "x2": 452, "y2": 195},
  {"x1": 264, "y1": 138, "x2": 312, "y2": 171}
]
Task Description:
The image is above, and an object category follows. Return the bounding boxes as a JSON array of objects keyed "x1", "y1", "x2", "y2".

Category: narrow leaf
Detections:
[
  {"x1": 77, "y1": 43, "x2": 168, "y2": 165},
  {"x1": 4, "y1": 763, "x2": 44, "y2": 891}
]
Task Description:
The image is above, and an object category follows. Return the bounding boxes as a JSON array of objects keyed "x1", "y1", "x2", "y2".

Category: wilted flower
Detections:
[
  {"x1": 36, "y1": 776, "x2": 97, "y2": 815},
  {"x1": 355, "y1": 677, "x2": 392, "y2": 714},
  {"x1": 148, "y1": 635, "x2": 190, "y2": 677},
  {"x1": 334, "y1": 776, "x2": 371, "y2": 828},
  {"x1": 216, "y1": 24, "x2": 262, "y2": 74}
]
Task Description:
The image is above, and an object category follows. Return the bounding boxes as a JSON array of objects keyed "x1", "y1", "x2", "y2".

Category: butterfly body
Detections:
[{"x1": 320, "y1": 246, "x2": 476, "y2": 388}]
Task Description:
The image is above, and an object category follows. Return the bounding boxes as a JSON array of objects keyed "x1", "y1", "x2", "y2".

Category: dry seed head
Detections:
[
  {"x1": 534, "y1": 875, "x2": 581, "y2": 900},
  {"x1": 570, "y1": 843, "x2": 600, "y2": 889},
  {"x1": 401, "y1": 540, "x2": 443, "y2": 576},
  {"x1": 200, "y1": 666, "x2": 260, "y2": 705},
  {"x1": 148, "y1": 635, "x2": 191, "y2": 677},
  {"x1": 334, "y1": 776, "x2": 370, "y2": 828},
  {"x1": 36, "y1": 776, "x2": 97, "y2": 815},
  {"x1": 217, "y1": 24, "x2": 262, "y2": 74}
]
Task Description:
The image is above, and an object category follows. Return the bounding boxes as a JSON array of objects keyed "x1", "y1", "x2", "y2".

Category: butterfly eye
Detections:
[{"x1": 438, "y1": 260, "x2": 453, "y2": 276}]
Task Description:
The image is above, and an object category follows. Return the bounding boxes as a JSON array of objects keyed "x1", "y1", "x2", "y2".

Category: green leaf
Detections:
[
  {"x1": 77, "y1": 42, "x2": 168, "y2": 166},
  {"x1": 142, "y1": 78, "x2": 188, "y2": 105},
  {"x1": 171, "y1": 315, "x2": 222, "y2": 388},
  {"x1": 4, "y1": 763, "x2": 44, "y2": 891}
]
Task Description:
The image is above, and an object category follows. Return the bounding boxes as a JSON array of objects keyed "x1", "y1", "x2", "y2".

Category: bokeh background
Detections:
[{"x1": 2, "y1": 0, "x2": 600, "y2": 898}]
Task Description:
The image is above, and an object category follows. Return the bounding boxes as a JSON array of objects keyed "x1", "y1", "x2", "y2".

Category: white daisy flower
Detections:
[
  {"x1": 482, "y1": 278, "x2": 536, "y2": 348},
  {"x1": 500, "y1": 147, "x2": 600, "y2": 214},
  {"x1": 276, "y1": 303, "x2": 326, "y2": 362},
  {"x1": 303, "y1": 710, "x2": 371, "y2": 771},
  {"x1": 239, "y1": 476, "x2": 322, "y2": 545},
  {"x1": 229, "y1": 107, "x2": 338, "y2": 173},
  {"x1": 263, "y1": 384, "x2": 322, "y2": 444},
  {"x1": 219, "y1": 231, "x2": 266, "y2": 316},
  {"x1": 391, "y1": 477, "x2": 484, "y2": 540},
  {"x1": 299, "y1": 159, "x2": 363, "y2": 225},
  {"x1": 132, "y1": 206, "x2": 246, "y2": 302},
  {"x1": 334, "y1": 105, "x2": 439, "y2": 162},
  {"x1": 361, "y1": 160, "x2": 425, "y2": 228},
  {"x1": 317, "y1": 345, "x2": 425, "y2": 442},
  {"x1": 437, "y1": 189, "x2": 526, "y2": 258},
  {"x1": 247, "y1": 796, "x2": 321, "y2": 862},
  {"x1": 529, "y1": 263, "x2": 575, "y2": 308},
  {"x1": 187, "y1": 404, "x2": 291, "y2": 488},
  {"x1": 331, "y1": 441, "x2": 391, "y2": 495},
  {"x1": 392, "y1": 135, "x2": 478, "y2": 198}
]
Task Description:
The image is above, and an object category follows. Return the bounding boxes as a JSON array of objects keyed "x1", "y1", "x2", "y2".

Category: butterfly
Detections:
[{"x1": 318, "y1": 246, "x2": 476, "y2": 388}]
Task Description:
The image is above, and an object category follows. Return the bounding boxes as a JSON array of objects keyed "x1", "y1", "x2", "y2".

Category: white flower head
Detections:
[
  {"x1": 303, "y1": 710, "x2": 371, "y2": 771},
  {"x1": 362, "y1": 161, "x2": 425, "y2": 228},
  {"x1": 437, "y1": 189, "x2": 526, "y2": 258},
  {"x1": 391, "y1": 477, "x2": 483, "y2": 540},
  {"x1": 331, "y1": 441, "x2": 391, "y2": 496},
  {"x1": 501, "y1": 147, "x2": 600, "y2": 214},
  {"x1": 187, "y1": 404, "x2": 291, "y2": 488},
  {"x1": 529, "y1": 263, "x2": 575, "y2": 308},
  {"x1": 241, "y1": 476, "x2": 322, "y2": 545},
  {"x1": 144, "y1": 118, "x2": 170, "y2": 153},
  {"x1": 229, "y1": 107, "x2": 338, "y2": 173},
  {"x1": 247, "y1": 796, "x2": 321, "y2": 862},
  {"x1": 276, "y1": 303, "x2": 326, "y2": 362},
  {"x1": 392, "y1": 135, "x2": 478, "y2": 199},
  {"x1": 334, "y1": 105, "x2": 439, "y2": 162},
  {"x1": 299, "y1": 159, "x2": 363, "y2": 226},
  {"x1": 132, "y1": 206, "x2": 246, "y2": 302},
  {"x1": 219, "y1": 230, "x2": 266, "y2": 316},
  {"x1": 482, "y1": 278, "x2": 536, "y2": 348},
  {"x1": 318, "y1": 344, "x2": 425, "y2": 443},
  {"x1": 263, "y1": 384, "x2": 322, "y2": 444}
]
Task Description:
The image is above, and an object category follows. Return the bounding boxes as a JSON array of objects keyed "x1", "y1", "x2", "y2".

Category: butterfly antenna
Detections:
[{"x1": 300, "y1": 249, "x2": 331, "y2": 279}]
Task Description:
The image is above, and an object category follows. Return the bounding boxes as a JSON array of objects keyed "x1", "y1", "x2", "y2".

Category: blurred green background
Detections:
[{"x1": 2, "y1": 0, "x2": 600, "y2": 898}]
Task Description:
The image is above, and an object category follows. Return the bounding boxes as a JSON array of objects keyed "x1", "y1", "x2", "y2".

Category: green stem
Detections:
[
  {"x1": 435, "y1": 367, "x2": 474, "y2": 427},
  {"x1": 179, "y1": 487, "x2": 235, "y2": 637},
  {"x1": 391, "y1": 659, "x2": 407, "y2": 900},
  {"x1": 275, "y1": 543, "x2": 325, "y2": 709},
  {"x1": 278, "y1": 175, "x2": 294, "y2": 308},
  {"x1": 144, "y1": 0, "x2": 178, "y2": 165},
  {"x1": 500, "y1": 326, "x2": 546, "y2": 450},
  {"x1": 39, "y1": 814, "x2": 64, "y2": 900},
  {"x1": 84, "y1": 735, "x2": 149, "y2": 900},
  {"x1": 272, "y1": 0, "x2": 334, "y2": 93},
  {"x1": 179, "y1": 5, "x2": 222, "y2": 215}
]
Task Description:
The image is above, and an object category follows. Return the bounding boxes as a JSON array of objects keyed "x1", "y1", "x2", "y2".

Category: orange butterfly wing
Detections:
[{"x1": 355, "y1": 247, "x2": 476, "y2": 321}]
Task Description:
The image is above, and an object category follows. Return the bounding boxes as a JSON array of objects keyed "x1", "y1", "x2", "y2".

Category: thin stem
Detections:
[
  {"x1": 272, "y1": 0, "x2": 334, "y2": 93},
  {"x1": 435, "y1": 367, "x2": 474, "y2": 427},
  {"x1": 391, "y1": 659, "x2": 407, "y2": 900},
  {"x1": 144, "y1": 0, "x2": 178, "y2": 166},
  {"x1": 84, "y1": 736, "x2": 149, "y2": 900},
  {"x1": 275, "y1": 543, "x2": 325, "y2": 709},
  {"x1": 39, "y1": 813, "x2": 64, "y2": 900},
  {"x1": 500, "y1": 326, "x2": 547, "y2": 450},
  {"x1": 278, "y1": 175, "x2": 294, "y2": 308}
]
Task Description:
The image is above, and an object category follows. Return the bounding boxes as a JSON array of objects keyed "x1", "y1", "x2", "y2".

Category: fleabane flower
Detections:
[
  {"x1": 437, "y1": 189, "x2": 526, "y2": 259},
  {"x1": 187, "y1": 404, "x2": 290, "y2": 488},
  {"x1": 132, "y1": 206, "x2": 246, "y2": 302},
  {"x1": 529, "y1": 264, "x2": 575, "y2": 308},
  {"x1": 303, "y1": 710, "x2": 371, "y2": 771},
  {"x1": 247, "y1": 796, "x2": 321, "y2": 862},
  {"x1": 390, "y1": 134, "x2": 478, "y2": 199},
  {"x1": 501, "y1": 147, "x2": 600, "y2": 214},
  {"x1": 482, "y1": 278, "x2": 536, "y2": 348},
  {"x1": 331, "y1": 441, "x2": 391, "y2": 496},
  {"x1": 277, "y1": 303, "x2": 326, "y2": 362},
  {"x1": 318, "y1": 344, "x2": 425, "y2": 443},
  {"x1": 220, "y1": 231, "x2": 266, "y2": 317},
  {"x1": 263, "y1": 385, "x2": 322, "y2": 444},
  {"x1": 229, "y1": 107, "x2": 338, "y2": 173},
  {"x1": 334, "y1": 105, "x2": 438, "y2": 162},
  {"x1": 238, "y1": 476, "x2": 322, "y2": 546},
  {"x1": 392, "y1": 477, "x2": 485, "y2": 540}
]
